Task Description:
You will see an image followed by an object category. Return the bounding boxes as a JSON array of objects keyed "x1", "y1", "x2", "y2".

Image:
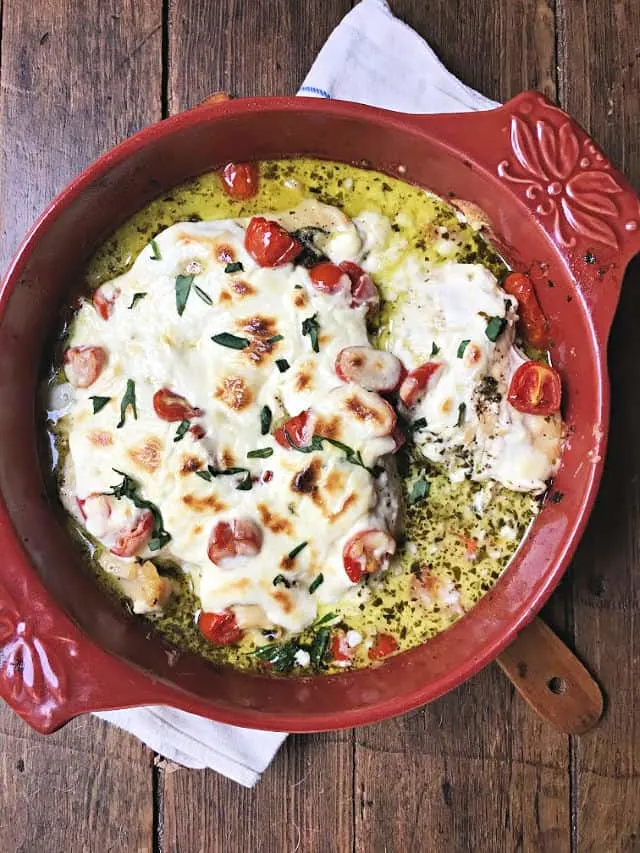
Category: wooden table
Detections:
[{"x1": 1, "y1": 2, "x2": 638, "y2": 851}]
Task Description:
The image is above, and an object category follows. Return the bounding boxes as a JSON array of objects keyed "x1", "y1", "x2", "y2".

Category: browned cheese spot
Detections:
[
  {"x1": 294, "y1": 291, "x2": 308, "y2": 308},
  {"x1": 295, "y1": 364, "x2": 314, "y2": 392},
  {"x1": 245, "y1": 338, "x2": 276, "y2": 365},
  {"x1": 219, "y1": 290, "x2": 232, "y2": 303},
  {"x1": 180, "y1": 454, "x2": 204, "y2": 475},
  {"x1": 215, "y1": 243, "x2": 236, "y2": 264},
  {"x1": 257, "y1": 503, "x2": 293, "y2": 536},
  {"x1": 182, "y1": 493, "x2": 227, "y2": 513},
  {"x1": 344, "y1": 392, "x2": 385, "y2": 427},
  {"x1": 193, "y1": 524, "x2": 203, "y2": 535},
  {"x1": 315, "y1": 414, "x2": 342, "y2": 440},
  {"x1": 272, "y1": 589, "x2": 293, "y2": 613},
  {"x1": 221, "y1": 447, "x2": 235, "y2": 468},
  {"x1": 241, "y1": 315, "x2": 277, "y2": 339},
  {"x1": 128, "y1": 436, "x2": 163, "y2": 473},
  {"x1": 324, "y1": 468, "x2": 346, "y2": 495},
  {"x1": 329, "y1": 491, "x2": 358, "y2": 523},
  {"x1": 291, "y1": 459, "x2": 321, "y2": 496},
  {"x1": 231, "y1": 280, "x2": 256, "y2": 297},
  {"x1": 88, "y1": 430, "x2": 113, "y2": 447},
  {"x1": 215, "y1": 376, "x2": 253, "y2": 411}
]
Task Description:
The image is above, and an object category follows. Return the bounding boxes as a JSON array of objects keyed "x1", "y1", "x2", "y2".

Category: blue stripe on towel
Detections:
[{"x1": 299, "y1": 85, "x2": 331, "y2": 99}]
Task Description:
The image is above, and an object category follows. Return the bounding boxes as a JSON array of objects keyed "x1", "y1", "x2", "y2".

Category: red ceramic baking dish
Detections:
[{"x1": 0, "y1": 92, "x2": 638, "y2": 734}]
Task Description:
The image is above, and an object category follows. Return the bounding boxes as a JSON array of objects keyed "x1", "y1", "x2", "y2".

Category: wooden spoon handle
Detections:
[{"x1": 496, "y1": 617, "x2": 604, "y2": 735}]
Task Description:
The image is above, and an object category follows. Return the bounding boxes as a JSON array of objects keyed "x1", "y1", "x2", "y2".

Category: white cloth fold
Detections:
[{"x1": 97, "y1": 0, "x2": 496, "y2": 787}]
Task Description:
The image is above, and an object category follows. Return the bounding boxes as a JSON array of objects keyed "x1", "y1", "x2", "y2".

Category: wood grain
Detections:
[
  {"x1": 557, "y1": 0, "x2": 640, "y2": 849},
  {"x1": 0, "y1": 0, "x2": 161, "y2": 850}
]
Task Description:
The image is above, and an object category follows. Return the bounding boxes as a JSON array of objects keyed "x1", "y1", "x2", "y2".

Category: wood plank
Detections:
[
  {"x1": 163, "y1": 2, "x2": 353, "y2": 850},
  {"x1": 557, "y1": 0, "x2": 640, "y2": 849},
  {"x1": 355, "y1": 2, "x2": 571, "y2": 851},
  {"x1": 0, "y1": 1, "x2": 162, "y2": 850}
]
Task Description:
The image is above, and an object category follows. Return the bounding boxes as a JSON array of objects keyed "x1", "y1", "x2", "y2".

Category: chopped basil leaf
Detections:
[
  {"x1": 309, "y1": 573, "x2": 324, "y2": 594},
  {"x1": 106, "y1": 469, "x2": 171, "y2": 550},
  {"x1": 247, "y1": 447, "x2": 274, "y2": 459},
  {"x1": 260, "y1": 405, "x2": 272, "y2": 435},
  {"x1": 267, "y1": 334, "x2": 284, "y2": 344},
  {"x1": 457, "y1": 339, "x2": 471, "y2": 358},
  {"x1": 89, "y1": 395, "x2": 111, "y2": 414},
  {"x1": 117, "y1": 379, "x2": 137, "y2": 428},
  {"x1": 224, "y1": 261, "x2": 244, "y2": 274},
  {"x1": 128, "y1": 292, "x2": 147, "y2": 309},
  {"x1": 302, "y1": 313, "x2": 320, "y2": 353},
  {"x1": 288, "y1": 541, "x2": 308, "y2": 560},
  {"x1": 485, "y1": 316, "x2": 506, "y2": 342},
  {"x1": 173, "y1": 420, "x2": 190, "y2": 442},
  {"x1": 431, "y1": 342, "x2": 440, "y2": 356},
  {"x1": 195, "y1": 465, "x2": 252, "y2": 490},
  {"x1": 290, "y1": 226, "x2": 329, "y2": 268},
  {"x1": 235, "y1": 472, "x2": 253, "y2": 490},
  {"x1": 313, "y1": 611, "x2": 339, "y2": 627},
  {"x1": 320, "y1": 435, "x2": 368, "y2": 471},
  {"x1": 194, "y1": 284, "x2": 213, "y2": 305},
  {"x1": 309, "y1": 627, "x2": 330, "y2": 668},
  {"x1": 276, "y1": 358, "x2": 290, "y2": 373},
  {"x1": 253, "y1": 641, "x2": 299, "y2": 672},
  {"x1": 411, "y1": 417, "x2": 427, "y2": 431},
  {"x1": 150, "y1": 239, "x2": 161, "y2": 260},
  {"x1": 211, "y1": 332, "x2": 250, "y2": 349},
  {"x1": 175, "y1": 273, "x2": 194, "y2": 316},
  {"x1": 407, "y1": 478, "x2": 430, "y2": 505},
  {"x1": 195, "y1": 470, "x2": 212, "y2": 482},
  {"x1": 273, "y1": 574, "x2": 291, "y2": 589},
  {"x1": 456, "y1": 402, "x2": 467, "y2": 427}
]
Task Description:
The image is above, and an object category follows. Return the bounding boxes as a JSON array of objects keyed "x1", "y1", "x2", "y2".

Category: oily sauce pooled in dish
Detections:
[{"x1": 44, "y1": 158, "x2": 563, "y2": 674}]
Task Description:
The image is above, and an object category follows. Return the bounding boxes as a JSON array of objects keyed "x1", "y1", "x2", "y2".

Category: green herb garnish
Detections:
[
  {"x1": 89, "y1": 395, "x2": 111, "y2": 414},
  {"x1": 457, "y1": 339, "x2": 471, "y2": 358},
  {"x1": 267, "y1": 334, "x2": 284, "y2": 344},
  {"x1": 314, "y1": 611, "x2": 339, "y2": 627},
  {"x1": 247, "y1": 447, "x2": 274, "y2": 459},
  {"x1": 273, "y1": 574, "x2": 291, "y2": 588},
  {"x1": 106, "y1": 469, "x2": 171, "y2": 551},
  {"x1": 224, "y1": 261, "x2": 244, "y2": 274},
  {"x1": 253, "y1": 641, "x2": 299, "y2": 672},
  {"x1": 174, "y1": 420, "x2": 190, "y2": 442},
  {"x1": 407, "y1": 478, "x2": 430, "y2": 505},
  {"x1": 195, "y1": 470, "x2": 213, "y2": 482},
  {"x1": 288, "y1": 541, "x2": 308, "y2": 560},
  {"x1": 456, "y1": 402, "x2": 467, "y2": 427},
  {"x1": 194, "y1": 284, "x2": 213, "y2": 305},
  {"x1": 301, "y1": 313, "x2": 320, "y2": 353},
  {"x1": 128, "y1": 292, "x2": 147, "y2": 309},
  {"x1": 284, "y1": 430, "x2": 371, "y2": 472},
  {"x1": 485, "y1": 316, "x2": 506, "y2": 342},
  {"x1": 276, "y1": 358, "x2": 290, "y2": 373},
  {"x1": 309, "y1": 573, "x2": 324, "y2": 594},
  {"x1": 211, "y1": 332, "x2": 250, "y2": 349},
  {"x1": 175, "y1": 273, "x2": 194, "y2": 316},
  {"x1": 150, "y1": 239, "x2": 161, "y2": 260},
  {"x1": 309, "y1": 627, "x2": 330, "y2": 668},
  {"x1": 411, "y1": 417, "x2": 427, "y2": 431},
  {"x1": 194, "y1": 465, "x2": 252, "y2": 490},
  {"x1": 117, "y1": 379, "x2": 137, "y2": 428},
  {"x1": 431, "y1": 342, "x2": 440, "y2": 356},
  {"x1": 260, "y1": 405, "x2": 272, "y2": 435}
]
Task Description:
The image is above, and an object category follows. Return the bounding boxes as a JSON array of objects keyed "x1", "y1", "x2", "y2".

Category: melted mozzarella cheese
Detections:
[
  {"x1": 59, "y1": 202, "x2": 399, "y2": 633},
  {"x1": 388, "y1": 261, "x2": 563, "y2": 493}
]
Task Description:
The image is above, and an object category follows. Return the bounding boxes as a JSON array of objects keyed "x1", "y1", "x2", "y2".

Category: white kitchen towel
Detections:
[{"x1": 97, "y1": 0, "x2": 497, "y2": 788}]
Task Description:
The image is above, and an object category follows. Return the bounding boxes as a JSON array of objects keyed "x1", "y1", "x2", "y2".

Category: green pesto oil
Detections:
[{"x1": 69, "y1": 158, "x2": 537, "y2": 674}]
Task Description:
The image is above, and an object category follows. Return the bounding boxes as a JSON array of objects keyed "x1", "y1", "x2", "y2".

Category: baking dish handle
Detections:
[{"x1": 404, "y1": 91, "x2": 640, "y2": 345}]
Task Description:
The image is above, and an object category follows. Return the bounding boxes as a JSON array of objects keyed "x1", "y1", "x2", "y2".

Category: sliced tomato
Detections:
[
  {"x1": 207, "y1": 519, "x2": 263, "y2": 563},
  {"x1": 309, "y1": 262, "x2": 350, "y2": 295},
  {"x1": 110, "y1": 511, "x2": 153, "y2": 558},
  {"x1": 245, "y1": 217, "x2": 302, "y2": 267},
  {"x1": 199, "y1": 609, "x2": 244, "y2": 645},
  {"x1": 339, "y1": 261, "x2": 380, "y2": 313},
  {"x1": 502, "y1": 271, "x2": 549, "y2": 350},
  {"x1": 92, "y1": 285, "x2": 120, "y2": 320},
  {"x1": 335, "y1": 346, "x2": 403, "y2": 392},
  {"x1": 63, "y1": 345, "x2": 107, "y2": 388},
  {"x1": 368, "y1": 632, "x2": 398, "y2": 661},
  {"x1": 507, "y1": 361, "x2": 561, "y2": 415},
  {"x1": 152, "y1": 388, "x2": 203, "y2": 422},
  {"x1": 343, "y1": 529, "x2": 395, "y2": 583},
  {"x1": 273, "y1": 409, "x2": 315, "y2": 449},
  {"x1": 189, "y1": 424, "x2": 206, "y2": 439},
  {"x1": 330, "y1": 630, "x2": 353, "y2": 665},
  {"x1": 221, "y1": 162, "x2": 259, "y2": 199},
  {"x1": 398, "y1": 362, "x2": 442, "y2": 407}
]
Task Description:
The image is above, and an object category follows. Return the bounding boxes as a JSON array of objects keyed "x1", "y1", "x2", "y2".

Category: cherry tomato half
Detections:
[
  {"x1": 398, "y1": 362, "x2": 442, "y2": 407},
  {"x1": 339, "y1": 261, "x2": 380, "y2": 313},
  {"x1": 507, "y1": 360, "x2": 561, "y2": 415},
  {"x1": 309, "y1": 262, "x2": 350, "y2": 294},
  {"x1": 502, "y1": 272, "x2": 549, "y2": 350},
  {"x1": 207, "y1": 519, "x2": 263, "y2": 563},
  {"x1": 330, "y1": 630, "x2": 353, "y2": 665},
  {"x1": 343, "y1": 529, "x2": 396, "y2": 583},
  {"x1": 63, "y1": 345, "x2": 107, "y2": 388},
  {"x1": 93, "y1": 285, "x2": 120, "y2": 320},
  {"x1": 199, "y1": 609, "x2": 244, "y2": 645},
  {"x1": 273, "y1": 409, "x2": 315, "y2": 449},
  {"x1": 368, "y1": 633, "x2": 398, "y2": 661},
  {"x1": 245, "y1": 217, "x2": 302, "y2": 267},
  {"x1": 110, "y1": 511, "x2": 154, "y2": 558},
  {"x1": 221, "y1": 162, "x2": 259, "y2": 199},
  {"x1": 153, "y1": 388, "x2": 203, "y2": 422}
]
